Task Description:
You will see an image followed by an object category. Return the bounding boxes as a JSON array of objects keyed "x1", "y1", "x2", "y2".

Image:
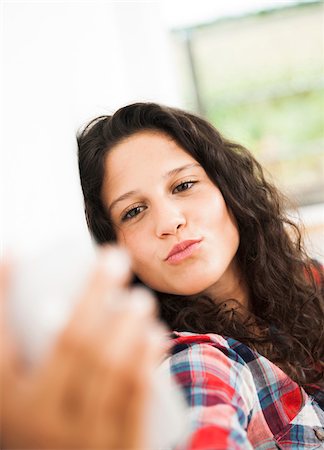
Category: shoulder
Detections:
[
  {"x1": 168, "y1": 332, "x2": 256, "y2": 448},
  {"x1": 169, "y1": 331, "x2": 302, "y2": 411},
  {"x1": 170, "y1": 330, "x2": 280, "y2": 381},
  {"x1": 168, "y1": 331, "x2": 324, "y2": 448},
  {"x1": 170, "y1": 331, "x2": 254, "y2": 393},
  {"x1": 169, "y1": 331, "x2": 257, "y2": 433}
]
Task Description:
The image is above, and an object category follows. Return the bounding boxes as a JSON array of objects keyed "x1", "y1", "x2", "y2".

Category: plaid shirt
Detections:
[{"x1": 169, "y1": 331, "x2": 324, "y2": 449}]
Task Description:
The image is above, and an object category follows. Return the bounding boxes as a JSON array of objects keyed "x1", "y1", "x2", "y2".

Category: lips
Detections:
[{"x1": 165, "y1": 239, "x2": 202, "y2": 263}]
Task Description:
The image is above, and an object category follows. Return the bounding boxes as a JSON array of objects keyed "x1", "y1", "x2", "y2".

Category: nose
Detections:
[{"x1": 154, "y1": 201, "x2": 186, "y2": 238}]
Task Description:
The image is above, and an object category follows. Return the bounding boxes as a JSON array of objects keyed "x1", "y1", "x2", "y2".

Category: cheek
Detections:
[
  {"x1": 197, "y1": 191, "x2": 228, "y2": 228},
  {"x1": 219, "y1": 209, "x2": 240, "y2": 254},
  {"x1": 116, "y1": 229, "x2": 136, "y2": 254},
  {"x1": 203, "y1": 193, "x2": 239, "y2": 249},
  {"x1": 224, "y1": 205, "x2": 239, "y2": 238},
  {"x1": 116, "y1": 227, "x2": 152, "y2": 271}
]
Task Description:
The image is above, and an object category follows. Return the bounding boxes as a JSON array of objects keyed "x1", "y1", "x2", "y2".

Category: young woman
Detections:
[{"x1": 77, "y1": 102, "x2": 324, "y2": 448}]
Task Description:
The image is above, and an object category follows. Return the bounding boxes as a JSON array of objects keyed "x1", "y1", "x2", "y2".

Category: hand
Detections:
[{"x1": 0, "y1": 247, "x2": 166, "y2": 449}]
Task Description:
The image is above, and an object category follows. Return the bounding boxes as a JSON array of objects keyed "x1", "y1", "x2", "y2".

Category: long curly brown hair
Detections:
[{"x1": 77, "y1": 102, "x2": 323, "y2": 391}]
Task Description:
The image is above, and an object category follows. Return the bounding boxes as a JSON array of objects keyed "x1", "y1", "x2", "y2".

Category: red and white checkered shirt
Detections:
[{"x1": 168, "y1": 331, "x2": 324, "y2": 449}]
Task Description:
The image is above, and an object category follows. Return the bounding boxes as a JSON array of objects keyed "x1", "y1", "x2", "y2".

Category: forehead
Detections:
[
  {"x1": 103, "y1": 131, "x2": 197, "y2": 197},
  {"x1": 107, "y1": 130, "x2": 194, "y2": 170}
]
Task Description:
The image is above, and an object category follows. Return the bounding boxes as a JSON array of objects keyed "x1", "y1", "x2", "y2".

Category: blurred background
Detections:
[{"x1": 1, "y1": 0, "x2": 323, "y2": 261}]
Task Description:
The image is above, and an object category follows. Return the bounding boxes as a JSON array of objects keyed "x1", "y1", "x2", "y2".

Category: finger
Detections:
[
  {"x1": 76, "y1": 289, "x2": 161, "y2": 446},
  {"x1": 92, "y1": 287, "x2": 158, "y2": 378},
  {"x1": 112, "y1": 323, "x2": 168, "y2": 450},
  {"x1": 72, "y1": 287, "x2": 156, "y2": 406},
  {"x1": 67, "y1": 245, "x2": 132, "y2": 333},
  {"x1": 116, "y1": 320, "x2": 169, "y2": 450},
  {"x1": 83, "y1": 327, "x2": 167, "y2": 449}
]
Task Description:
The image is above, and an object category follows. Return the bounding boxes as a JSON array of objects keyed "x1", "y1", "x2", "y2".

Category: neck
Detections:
[{"x1": 202, "y1": 258, "x2": 251, "y2": 312}]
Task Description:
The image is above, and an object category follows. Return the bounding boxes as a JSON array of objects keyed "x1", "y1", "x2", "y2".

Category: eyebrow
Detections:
[{"x1": 109, "y1": 162, "x2": 201, "y2": 212}]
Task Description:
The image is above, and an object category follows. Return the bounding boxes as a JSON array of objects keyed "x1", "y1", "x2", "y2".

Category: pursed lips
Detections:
[{"x1": 164, "y1": 238, "x2": 202, "y2": 261}]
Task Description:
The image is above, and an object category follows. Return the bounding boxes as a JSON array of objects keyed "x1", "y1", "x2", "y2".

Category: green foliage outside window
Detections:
[{"x1": 172, "y1": 2, "x2": 324, "y2": 205}]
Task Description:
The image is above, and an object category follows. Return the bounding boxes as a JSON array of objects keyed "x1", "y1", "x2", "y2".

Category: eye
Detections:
[
  {"x1": 173, "y1": 180, "x2": 197, "y2": 193},
  {"x1": 121, "y1": 205, "x2": 146, "y2": 222}
]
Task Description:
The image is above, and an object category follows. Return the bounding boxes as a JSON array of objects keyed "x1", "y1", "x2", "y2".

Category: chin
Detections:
[
  {"x1": 140, "y1": 273, "x2": 218, "y2": 297},
  {"x1": 171, "y1": 270, "x2": 223, "y2": 296},
  {"x1": 168, "y1": 282, "x2": 213, "y2": 297}
]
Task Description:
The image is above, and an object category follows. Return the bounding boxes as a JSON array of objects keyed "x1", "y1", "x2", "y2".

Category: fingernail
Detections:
[
  {"x1": 100, "y1": 246, "x2": 131, "y2": 281},
  {"x1": 128, "y1": 287, "x2": 156, "y2": 316}
]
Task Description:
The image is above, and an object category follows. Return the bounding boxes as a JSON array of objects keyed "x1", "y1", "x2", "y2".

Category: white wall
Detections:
[{"x1": 1, "y1": 1, "x2": 180, "y2": 258}]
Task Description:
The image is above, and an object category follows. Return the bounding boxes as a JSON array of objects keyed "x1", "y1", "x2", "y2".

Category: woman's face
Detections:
[{"x1": 102, "y1": 131, "x2": 240, "y2": 296}]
